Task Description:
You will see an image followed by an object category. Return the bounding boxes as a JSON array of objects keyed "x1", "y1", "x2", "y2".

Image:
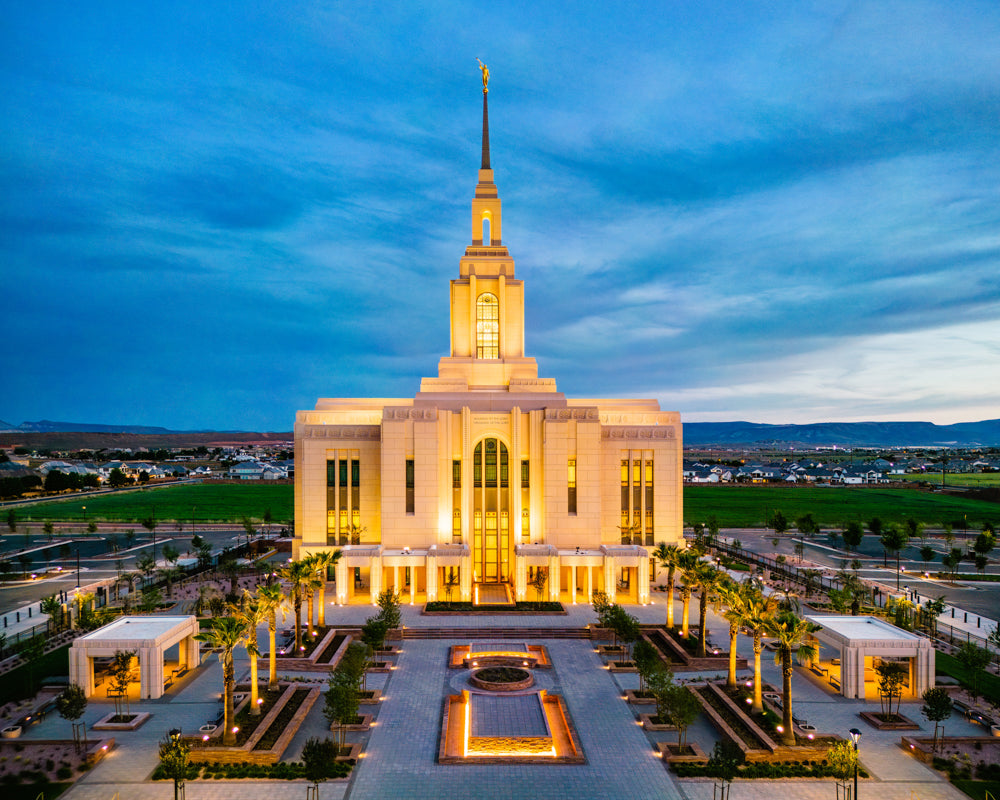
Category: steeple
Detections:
[{"x1": 481, "y1": 89, "x2": 491, "y2": 170}]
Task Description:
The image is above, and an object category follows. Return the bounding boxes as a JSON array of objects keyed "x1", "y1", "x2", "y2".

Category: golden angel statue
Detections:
[{"x1": 476, "y1": 58, "x2": 489, "y2": 92}]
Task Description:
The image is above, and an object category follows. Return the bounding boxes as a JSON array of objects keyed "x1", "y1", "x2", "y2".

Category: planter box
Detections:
[
  {"x1": 358, "y1": 689, "x2": 382, "y2": 705},
  {"x1": 92, "y1": 712, "x2": 152, "y2": 731},
  {"x1": 624, "y1": 690, "x2": 656, "y2": 705},
  {"x1": 657, "y1": 740, "x2": 708, "y2": 766},
  {"x1": 335, "y1": 742, "x2": 362, "y2": 763},
  {"x1": 859, "y1": 711, "x2": 919, "y2": 731},
  {"x1": 639, "y1": 713, "x2": 678, "y2": 732},
  {"x1": 608, "y1": 660, "x2": 637, "y2": 673}
]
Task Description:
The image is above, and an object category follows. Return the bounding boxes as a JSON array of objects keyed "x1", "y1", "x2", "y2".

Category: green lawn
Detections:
[
  {"x1": 13, "y1": 483, "x2": 293, "y2": 524},
  {"x1": 901, "y1": 472, "x2": 1000, "y2": 488},
  {"x1": 952, "y1": 780, "x2": 1000, "y2": 800},
  {"x1": 10, "y1": 481, "x2": 999, "y2": 529},
  {"x1": 684, "y1": 485, "x2": 999, "y2": 528},
  {"x1": 935, "y1": 651, "x2": 1000, "y2": 707}
]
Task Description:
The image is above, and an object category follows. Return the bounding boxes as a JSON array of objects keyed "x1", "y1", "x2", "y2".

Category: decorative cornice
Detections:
[
  {"x1": 383, "y1": 407, "x2": 439, "y2": 421},
  {"x1": 602, "y1": 426, "x2": 676, "y2": 440},
  {"x1": 301, "y1": 425, "x2": 380, "y2": 440},
  {"x1": 544, "y1": 408, "x2": 600, "y2": 420}
]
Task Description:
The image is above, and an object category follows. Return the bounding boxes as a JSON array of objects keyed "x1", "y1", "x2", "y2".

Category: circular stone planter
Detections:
[
  {"x1": 470, "y1": 666, "x2": 534, "y2": 692},
  {"x1": 1, "y1": 726, "x2": 22, "y2": 739}
]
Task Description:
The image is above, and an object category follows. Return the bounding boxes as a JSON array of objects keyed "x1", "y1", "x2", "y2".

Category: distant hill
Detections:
[
  {"x1": 13, "y1": 419, "x2": 178, "y2": 435},
  {"x1": 683, "y1": 419, "x2": 1000, "y2": 447}
]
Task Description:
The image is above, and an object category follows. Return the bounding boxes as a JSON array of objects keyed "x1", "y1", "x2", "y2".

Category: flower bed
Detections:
[{"x1": 253, "y1": 689, "x2": 309, "y2": 751}]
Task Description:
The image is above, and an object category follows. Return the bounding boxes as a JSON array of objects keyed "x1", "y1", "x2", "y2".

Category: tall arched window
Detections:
[{"x1": 476, "y1": 292, "x2": 499, "y2": 358}]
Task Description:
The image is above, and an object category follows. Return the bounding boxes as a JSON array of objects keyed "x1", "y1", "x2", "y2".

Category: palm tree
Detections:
[
  {"x1": 256, "y1": 581, "x2": 286, "y2": 691},
  {"x1": 280, "y1": 559, "x2": 313, "y2": 657},
  {"x1": 676, "y1": 551, "x2": 700, "y2": 638},
  {"x1": 717, "y1": 578, "x2": 746, "y2": 687},
  {"x1": 766, "y1": 608, "x2": 819, "y2": 746},
  {"x1": 40, "y1": 594, "x2": 64, "y2": 632},
  {"x1": 693, "y1": 562, "x2": 724, "y2": 657},
  {"x1": 740, "y1": 581, "x2": 780, "y2": 713},
  {"x1": 309, "y1": 550, "x2": 341, "y2": 628},
  {"x1": 194, "y1": 616, "x2": 250, "y2": 745},
  {"x1": 653, "y1": 543, "x2": 683, "y2": 630},
  {"x1": 233, "y1": 591, "x2": 268, "y2": 716}
]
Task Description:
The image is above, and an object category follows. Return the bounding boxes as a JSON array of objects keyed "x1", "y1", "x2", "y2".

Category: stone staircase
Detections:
[
  {"x1": 0, "y1": 628, "x2": 83, "y2": 677},
  {"x1": 402, "y1": 626, "x2": 592, "y2": 640}
]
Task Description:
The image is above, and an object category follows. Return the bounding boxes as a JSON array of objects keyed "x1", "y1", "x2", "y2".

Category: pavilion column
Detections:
[
  {"x1": 638, "y1": 553, "x2": 650, "y2": 604},
  {"x1": 69, "y1": 646, "x2": 94, "y2": 698},
  {"x1": 394, "y1": 566, "x2": 400, "y2": 594},
  {"x1": 426, "y1": 554, "x2": 438, "y2": 602},
  {"x1": 335, "y1": 559, "x2": 349, "y2": 605},
  {"x1": 570, "y1": 565, "x2": 577, "y2": 605},
  {"x1": 548, "y1": 554, "x2": 560, "y2": 602},
  {"x1": 604, "y1": 557, "x2": 616, "y2": 603},
  {"x1": 460, "y1": 552, "x2": 473, "y2": 602},
  {"x1": 586, "y1": 567, "x2": 593, "y2": 604},
  {"x1": 514, "y1": 554, "x2": 526, "y2": 601},
  {"x1": 140, "y1": 646, "x2": 161, "y2": 700},
  {"x1": 369, "y1": 556, "x2": 382, "y2": 604},
  {"x1": 410, "y1": 567, "x2": 416, "y2": 606}
]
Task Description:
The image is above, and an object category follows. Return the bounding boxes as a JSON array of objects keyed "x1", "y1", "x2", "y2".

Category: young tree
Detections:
[
  {"x1": 921, "y1": 687, "x2": 952, "y2": 752},
  {"x1": 768, "y1": 510, "x2": 788, "y2": 535},
  {"x1": 40, "y1": 594, "x2": 64, "y2": 631},
  {"x1": 324, "y1": 669, "x2": 360, "y2": 752},
  {"x1": 663, "y1": 684, "x2": 701, "y2": 748},
  {"x1": 632, "y1": 639, "x2": 664, "y2": 694},
  {"x1": 361, "y1": 615, "x2": 390, "y2": 664},
  {"x1": 880, "y1": 523, "x2": 909, "y2": 586},
  {"x1": 875, "y1": 661, "x2": 907, "y2": 718},
  {"x1": 608, "y1": 605, "x2": 640, "y2": 661},
  {"x1": 842, "y1": 521, "x2": 864, "y2": 551},
  {"x1": 827, "y1": 740, "x2": 858, "y2": 799},
  {"x1": 110, "y1": 649, "x2": 137, "y2": 720},
  {"x1": 444, "y1": 568, "x2": 459, "y2": 606},
  {"x1": 302, "y1": 736, "x2": 336, "y2": 796},
  {"x1": 955, "y1": 642, "x2": 992, "y2": 700},
  {"x1": 376, "y1": 587, "x2": 401, "y2": 631},
  {"x1": 55, "y1": 683, "x2": 88, "y2": 752},
  {"x1": 530, "y1": 567, "x2": 548, "y2": 603},
  {"x1": 921, "y1": 595, "x2": 946, "y2": 637},
  {"x1": 158, "y1": 729, "x2": 191, "y2": 800},
  {"x1": 868, "y1": 517, "x2": 883, "y2": 539},
  {"x1": 919, "y1": 545, "x2": 936, "y2": 571}
]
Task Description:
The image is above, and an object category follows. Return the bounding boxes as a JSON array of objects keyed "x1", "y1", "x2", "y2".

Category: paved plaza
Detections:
[{"x1": 14, "y1": 595, "x2": 981, "y2": 799}]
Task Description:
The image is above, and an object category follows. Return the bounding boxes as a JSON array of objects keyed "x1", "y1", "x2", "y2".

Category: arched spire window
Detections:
[{"x1": 476, "y1": 293, "x2": 499, "y2": 359}]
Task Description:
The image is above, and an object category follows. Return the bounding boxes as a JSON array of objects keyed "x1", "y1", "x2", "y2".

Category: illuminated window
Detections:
[
  {"x1": 567, "y1": 459, "x2": 577, "y2": 515},
  {"x1": 476, "y1": 293, "x2": 499, "y2": 358},
  {"x1": 452, "y1": 460, "x2": 461, "y2": 488},
  {"x1": 521, "y1": 508, "x2": 530, "y2": 542},
  {"x1": 453, "y1": 509, "x2": 462, "y2": 542},
  {"x1": 405, "y1": 459, "x2": 414, "y2": 514},
  {"x1": 521, "y1": 460, "x2": 529, "y2": 487}
]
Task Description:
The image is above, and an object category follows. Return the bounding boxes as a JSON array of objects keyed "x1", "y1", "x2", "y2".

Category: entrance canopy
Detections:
[
  {"x1": 805, "y1": 615, "x2": 933, "y2": 700},
  {"x1": 70, "y1": 615, "x2": 200, "y2": 700}
]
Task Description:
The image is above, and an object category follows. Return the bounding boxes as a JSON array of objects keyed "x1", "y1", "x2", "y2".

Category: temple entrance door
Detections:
[{"x1": 472, "y1": 438, "x2": 510, "y2": 584}]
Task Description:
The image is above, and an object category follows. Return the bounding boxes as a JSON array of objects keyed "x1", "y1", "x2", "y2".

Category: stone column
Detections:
[
  {"x1": 570, "y1": 565, "x2": 577, "y2": 605},
  {"x1": 69, "y1": 646, "x2": 94, "y2": 698},
  {"x1": 460, "y1": 552, "x2": 473, "y2": 603},
  {"x1": 410, "y1": 566, "x2": 416, "y2": 606},
  {"x1": 140, "y1": 646, "x2": 162, "y2": 700},
  {"x1": 638, "y1": 553, "x2": 650, "y2": 605},
  {"x1": 335, "y1": 559, "x2": 349, "y2": 605},
  {"x1": 548, "y1": 553, "x2": 560, "y2": 602},
  {"x1": 369, "y1": 555, "x2": 382, "y2": 604},
  {"x1": 515, "y1": 553, "x2": 526, "y2": 601},
  {"x1": 604, "y1": 556, "x2": 616, "y2": 603},
  {"x1": 426, "y1": 553, "x2": 438, "y2": 602},
  {"x1": 587, "y1": 566, "x2": 593, "y2": 604}
]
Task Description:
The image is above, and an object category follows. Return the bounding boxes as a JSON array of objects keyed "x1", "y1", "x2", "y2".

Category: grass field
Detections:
[
  {"x1": 683, "y1": 485, "x2": 999, "y2": 528},
  {"x1": 13, "y1": 483, "x2": 293, "y2": 524},
  {"x1": 10, "y1": 481, "x2": 998, "y2": 529},
  {"x1": 900, "y1": 472, "x2": 1000, "y2": 488}
]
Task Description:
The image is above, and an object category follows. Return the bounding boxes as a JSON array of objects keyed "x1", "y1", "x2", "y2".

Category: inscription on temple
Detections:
[{"x1": 473, "y1": 415, "x2": 509, "y2": 425}]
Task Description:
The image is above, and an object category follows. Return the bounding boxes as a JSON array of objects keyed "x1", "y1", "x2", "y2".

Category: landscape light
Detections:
[{"x1": 231, "y1": 726, "x2": 239, "y2": 734}]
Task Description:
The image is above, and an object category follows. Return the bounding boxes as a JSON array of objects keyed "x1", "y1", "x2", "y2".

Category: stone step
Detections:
[{"x1": 402, "y1": 627, "x2": 591, "y2": 640}]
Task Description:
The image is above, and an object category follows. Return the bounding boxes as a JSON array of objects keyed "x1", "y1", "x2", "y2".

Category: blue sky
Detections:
[{"x1": 3, "y1": 1, "x2": 999, "y2": 432}]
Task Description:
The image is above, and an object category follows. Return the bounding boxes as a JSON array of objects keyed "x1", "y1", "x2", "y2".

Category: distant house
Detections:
[{"x1": 228, "y1": 461, "x2": 287, "y2": 480}]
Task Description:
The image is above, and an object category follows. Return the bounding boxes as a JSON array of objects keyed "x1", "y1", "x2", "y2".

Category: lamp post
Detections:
[{"x1": 849, "y1": 727, "x2": 862, "y2": 800}]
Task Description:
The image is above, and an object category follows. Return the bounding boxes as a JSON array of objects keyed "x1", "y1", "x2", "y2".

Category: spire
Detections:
[
  {"x1": 476, "y1": 58, "x2": 491, "y2": 170},
  {"x1": 481, "y1": 90, "x2": 491, "y2": 170}
]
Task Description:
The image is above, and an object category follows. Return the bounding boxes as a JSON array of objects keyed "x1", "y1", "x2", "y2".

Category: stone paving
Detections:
[{"x1": 10, "y1": 593, "x2": 985, "y2": 799}]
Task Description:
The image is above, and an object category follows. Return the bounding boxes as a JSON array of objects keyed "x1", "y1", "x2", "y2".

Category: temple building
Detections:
[{"x1": 293, "y1": 75, "x2": 683, "y2": 607}]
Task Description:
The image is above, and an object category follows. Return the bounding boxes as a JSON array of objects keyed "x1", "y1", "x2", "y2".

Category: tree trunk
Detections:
[
  {"x1": 681, "y1": 593, "x2": 691, "y2": 638},
  {"x1": 727, "y1": 624, "x2": 738, "y2": 687},
  {"x1": 780, "y1": 649, "x2": 795, "y2": 746},
  {"x1": 317, "y1": 585, "x2": 326, "y2": 627},
  {"x1": 249, "y1": 652, "x2": 260, "y2": 716},
  {"x1": 294, "y1": 595, "x2": 303, "y2": 656},
  {"x1": 752, "y1": 635, "x2": 764, "y2": 713},
  {"x1": 307, "y1": 592, "x2": 315, "y2": 637},
  {"x1": 268, "y1": 618, "x2": 278, "y2": 691},
  {"x1": 223, "y1": 657, "x2": 236, "y2": 745},
  {"x1": 666, "y1": 569, "x2": 675, "y2": 629},
  {"x1": 698, "y1": 593, "x2": 708, "y2": 657}
]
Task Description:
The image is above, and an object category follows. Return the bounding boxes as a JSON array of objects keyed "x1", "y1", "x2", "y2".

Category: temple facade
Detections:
[{"x1": 293, "y1": 81, "x2": 683, "y2": 606}]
